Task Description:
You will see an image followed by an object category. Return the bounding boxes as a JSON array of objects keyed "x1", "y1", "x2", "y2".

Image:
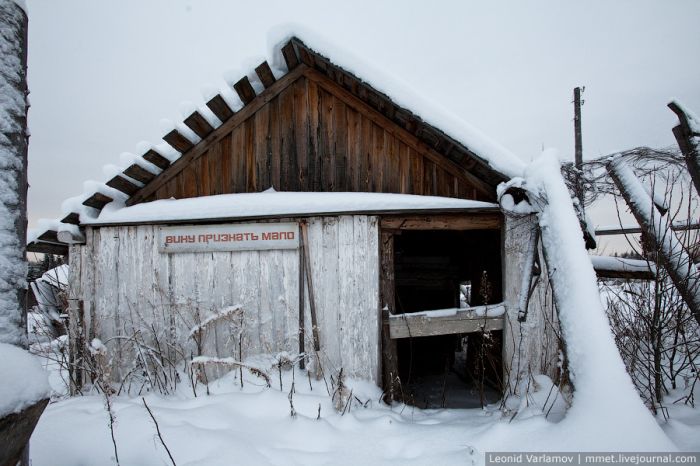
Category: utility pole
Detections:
[{"x1": 573, "y1": 86, "x2": 585, "y2": 207}]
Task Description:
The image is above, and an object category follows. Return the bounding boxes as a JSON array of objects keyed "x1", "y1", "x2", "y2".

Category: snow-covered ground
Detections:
[{"x1": 28, "y1": 360, "x2": 699, "y2": 466}]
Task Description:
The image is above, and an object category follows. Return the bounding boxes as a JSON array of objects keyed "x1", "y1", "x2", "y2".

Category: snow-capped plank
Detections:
[
  {"x1": 123, "y1": 164, "x2": 156, "y2": 185},
  {"x1": 82, "y1": 192, "x2": 113, "y2": 210},
  {"x1": 106, "y1": 175, "x2": 139, "y2": 196},
  {"x1": 163, "y1": 129, "x2": 194, "y2": 153},
  {"x1": 61, "y1": 212, "x2": 81, "y2": 225},
  {"x1": 388, "y1": 305, "x2": 505, "y2": 339},
  {"x1": 183, "y1": 111, "x2": 214, "y2": 139},
  {"x1": 206, "y1": 94, "x2": 234, "y2": 123},
  {"x1": 233, "y1": 76, "x2": 256, "y2": 105},
  {"x1": 591, "y1": 255, "x2": 656, "y2": 280},
  {"x1": 142, "y1": 149, "x2": 171, "y2": 171},
  {"x1": 255, "y1": 61, "x2": 277, "y2": 89}
]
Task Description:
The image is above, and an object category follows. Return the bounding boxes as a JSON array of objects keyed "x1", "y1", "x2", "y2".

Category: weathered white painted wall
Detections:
[
  {"x1": 502, "y1": 213, "x2": 560, "y2": 396},
  {"x1": 69, "y1": 216, "x2": 380, "y2": 386}
]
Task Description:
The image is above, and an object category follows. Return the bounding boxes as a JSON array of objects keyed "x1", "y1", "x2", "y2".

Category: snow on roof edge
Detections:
[{"x1": 85, "y1": 191, "x2": 499, "y2": 226}]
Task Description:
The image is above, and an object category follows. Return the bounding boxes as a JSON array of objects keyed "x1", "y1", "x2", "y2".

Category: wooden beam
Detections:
[
  {"x1": 281, "y1": 40, "x2": 299, "y2": 70},
  {"x1": 388, "y1": 305, "x2": 505, "y2": 339},
  {"x1": 37, "y1": 230, "x2": 60, "y2": 243},
  {"x1": 255, "y1": 61, "x2": 277, "y2": 89},
  {"x1": 106, "y1": 175, "x2": 139, "y2": 196},
  {"x1": 183, "y1": 111, "x2": 214, "y2": 139},
  {"x1": 380, "y1": 213, "x2": 502, "y2": 231},
  {"x1": 206, "y1": 94, "x2": 234, "y2": 123},
  {"x1": 123, "y1": 164, "x2": 156, "y2": 184},
  {"x1": 163, "y1": 129, "x2": 194, "y2": 153},
  {"x1": 57, "y1": 229, "x2": 86, "y2": 245},
  {"x1": 26, "y1": 241, "x2": 68, "y2": 255},
  {"x1": 142, "y1": 149, "x2": 171, "y2": 170},
  {"x1": 126, "y1": 65, "x2": 306, "y2": 206},
  {"x1": 233, "y1": 76, "x2": 256, "y2": 105},
  {"x1": 82, "y1": 192, "x2": 113, "y2": 210},
  {"x1": 61, "y1": 212, "x2": 80, "y2": 225}
]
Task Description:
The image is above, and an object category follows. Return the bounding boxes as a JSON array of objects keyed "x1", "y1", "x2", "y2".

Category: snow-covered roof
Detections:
[
  {"x1": 86, "y1": 191, "x2": 498, "y2": 226},
  {"x1": 29, "y1": 32, "x2": 522, "y2": 252}
]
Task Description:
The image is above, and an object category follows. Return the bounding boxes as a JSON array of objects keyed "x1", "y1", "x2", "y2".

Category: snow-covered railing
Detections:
[{"x1": 387, "y1": 303, "x2": 505, "y2": 339}]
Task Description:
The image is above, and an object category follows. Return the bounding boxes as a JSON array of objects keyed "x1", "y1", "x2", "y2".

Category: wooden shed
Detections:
[{"x1": 28, "y1": 37, "x2": 559, "y2": 407}]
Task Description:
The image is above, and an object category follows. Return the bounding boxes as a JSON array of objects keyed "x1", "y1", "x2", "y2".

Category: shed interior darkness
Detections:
[{"x1": 393, "y1": 229, "x2": 503, "y2": 408}]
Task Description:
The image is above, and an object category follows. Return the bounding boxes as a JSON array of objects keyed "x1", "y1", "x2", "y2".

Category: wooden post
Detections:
[
  {"x1": 668, "y1": 101, "x2": 700, "y2": 198},
  {"x1": 608, "y1": 157, "x2": 700, "y2": 326},
  {"x1": 379, "y1": 231, "x2": 399, "y2": 402},
  {"x1": 298, "y1": 226, "x2": 305, "y2": 369},
  {"x1": 300, "y1": 221, "x2": 320, "y2": 352},
  {"x1": 574, "y1": 87, "x2": 584, "y2": 207}
]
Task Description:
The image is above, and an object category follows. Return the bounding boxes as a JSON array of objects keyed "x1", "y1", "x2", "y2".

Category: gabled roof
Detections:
[{"x1": 28, "y1": 36, "x2": 523, "y2": 254}]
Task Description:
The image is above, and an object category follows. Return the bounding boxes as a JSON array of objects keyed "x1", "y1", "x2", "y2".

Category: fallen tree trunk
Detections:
[
  {"x1": 497, "y1": 150, "x2": 673, "y2": 450},
  {"x1": 607, "y1": 156, "x2": 700, "y2": 327}
]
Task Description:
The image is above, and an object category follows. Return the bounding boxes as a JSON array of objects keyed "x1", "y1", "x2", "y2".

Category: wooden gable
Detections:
[{"x1": 125, "y1": 39, "x2": 506, "y2": 207}]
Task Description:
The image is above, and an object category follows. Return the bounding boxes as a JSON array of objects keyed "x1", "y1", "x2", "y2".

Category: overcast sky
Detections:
[{"x1": 24, "y1": 1, "x2": 700, "y2": 252}]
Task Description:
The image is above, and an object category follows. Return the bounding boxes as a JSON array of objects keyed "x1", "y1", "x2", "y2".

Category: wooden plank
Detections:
[
  {"x1": 206, "y1": 94, "x2": 234, "y2": 123},
  {"x1": 127, "y1": 65, "x2": 306, "y2": 206},
  {"x1": 281, "y1": 40, "x2": 299, "y2": 70},
  {"x1": 61, "y1": 212, "x2": 80, "y2": 225},
  {"x1": 254, "y1": 103, "x2": 270, "y2": 190},
  {"x1": 123, "y1": 164, "x2": 156, "y2": 184},
  {"x1": 106, "y1": 175, "x2": 139, "y2": 196},
  {"x1": 269, "y1": 93, "x2": 281, "y2": 190},
  {"x1": 199, "y1": 151, "x2": 210, "y2": 195},
  {"x1": 294, "y1": 77, "x2": 309, "y2": 189},
  {"x1": 334, "y1": 96, "x2": 348, "y2": 191},
  {"x1": 381, "y1": 213, "x2": 501, "y2": 230},
  {"x1": 388, "y1": 307, "x2": 505, "y2": 339},
  {"x1": 82, "y1": 192, "x2": 113, "y2": 210},
  {"x1": 278, "y1": 82, "x2": 295, "y2": 191},
  {"x1": 184, "y1": 111, "x2": 214, "y2": 139},
  {"x1": 245, "y1": 118, "x2": 256, "y2": 192},
  {"x1": 255, "y1": 61, "x2": 277, "y2": 88},
  {"x1": 142, "y1": 149, "x2": 170, "y2": 170},
  {"x1": 220, "y1": 134, "x2": 233, "y2": 193},
  {"x1": 307, "y1": 78, "x2": 321, "y2": 191},
  {"x1": 234, "y1": 76, "x2": 257, "y2": 105},
  {"x1": 163, "y1": 129, "x2": 194, "y2": 153}
]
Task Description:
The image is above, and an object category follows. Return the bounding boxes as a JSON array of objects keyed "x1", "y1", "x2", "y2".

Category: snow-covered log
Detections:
[
  {"x1": 608, "y1": 156, "x2": 700, "y2": 327},
  {"x1": 498, "y1": 150, "x2": 673, "y2": 450},
  {"x1": 0, "y1": 0, "x2": 28, "y2": 346},
  {"x1": 668, "y1": 101, "x2": 700, "y2": 198}
]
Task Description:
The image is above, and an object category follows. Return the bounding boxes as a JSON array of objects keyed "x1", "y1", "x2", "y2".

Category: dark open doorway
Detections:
[{"x1": 393, "y1": 229, "x2": 503, "y2": 408}]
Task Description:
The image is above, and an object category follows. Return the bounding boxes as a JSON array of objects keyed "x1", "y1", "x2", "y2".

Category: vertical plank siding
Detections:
[
  {"x1": 75, "y1": 216, "x2": 380, "y2": 384},
  {"x1": 147, "y1": 75, "x2": 491, "y2": 202}
]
